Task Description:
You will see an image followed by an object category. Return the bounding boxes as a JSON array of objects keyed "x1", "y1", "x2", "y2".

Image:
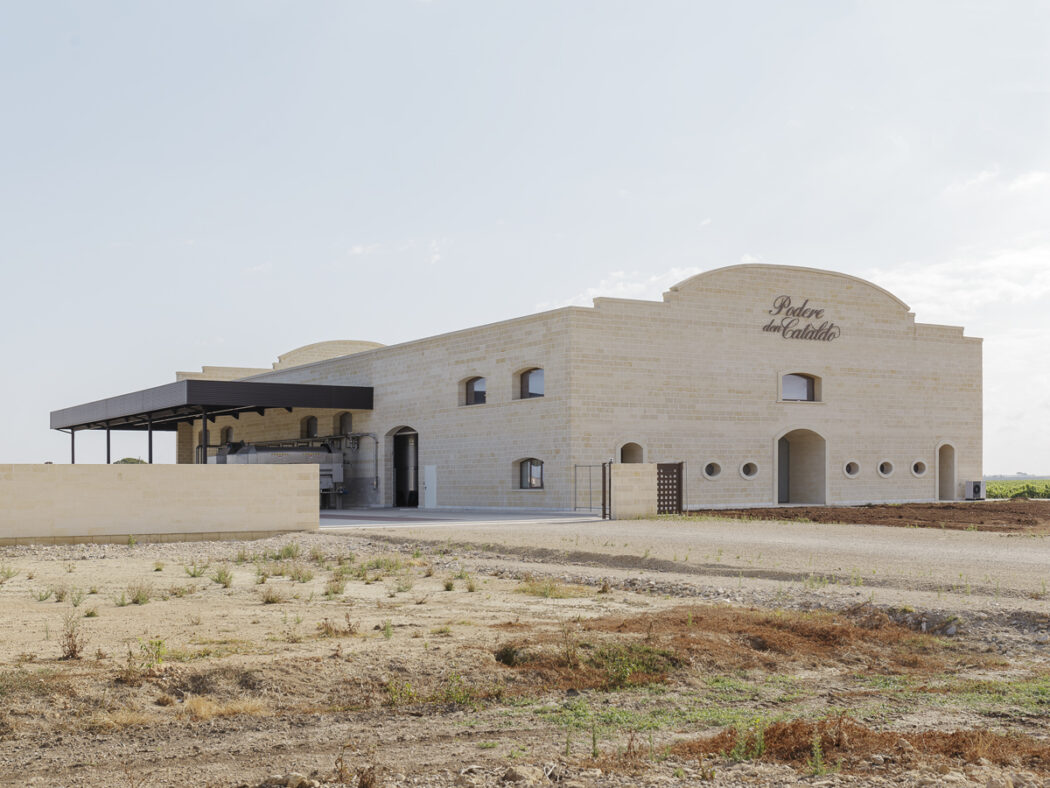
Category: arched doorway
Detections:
[
  {"x1": 620, "y1": 442, "x2": 643, "y2": 463},
  {"x1": 393, "y1": 427, "x2": 418, "y2": 507},
  {"x1": 938, "y1": 443, "x2": 956, "y2": 501},
  {"x1": 777, "y1": 429, "x2": 826, "y2": 504}
]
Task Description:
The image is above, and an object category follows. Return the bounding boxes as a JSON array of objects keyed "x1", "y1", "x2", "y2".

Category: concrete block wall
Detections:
[
  {"x1": 610, "y1": 464, "x2": 658, "y2": 519},
  {"x1": 0, "y1": 464, "x2": 318, "y2": 544}
]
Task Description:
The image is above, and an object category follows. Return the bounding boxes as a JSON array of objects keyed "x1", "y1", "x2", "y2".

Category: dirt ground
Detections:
[
  {"x1": 2, "y1": 517, "x2": 1050, "y2": 788},
  {"x1": 687, "y1": 500, "x2": 1050, "y2": 533}
]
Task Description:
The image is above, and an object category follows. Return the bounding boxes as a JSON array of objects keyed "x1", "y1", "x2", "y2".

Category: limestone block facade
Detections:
[{"x1": 176, "y1": 265, "x2": 982, "y2": 510}]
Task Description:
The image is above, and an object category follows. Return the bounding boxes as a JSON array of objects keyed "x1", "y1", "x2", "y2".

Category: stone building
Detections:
[{"x1": 167, "y1": 264, "x2": 982, "y2": 510}]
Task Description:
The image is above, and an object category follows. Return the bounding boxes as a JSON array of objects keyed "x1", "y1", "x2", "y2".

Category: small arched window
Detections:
[
  {"x1": 519, "y1": 458, "x2": 544, "y2": 489},
  {"x1": 782, "y1": 373, "x2": 820, "y2": 402},
  {"x1": 301, "y1": 416, "x2": 318, "y2": 439},
  {"x1": 334, "y1": 412, "x2": 352, "y2": 435},
  {"x1": 519, "y1": 368, "x2": 544, "y2": 399},
  {"x1": 220, "y1": 426, "x2": 234, "y2": 444},
  {"x1": 620, "y1": 443, "x2": 643, "y2": 463},
  {"x1": 465, "y1": 377, "x2": 487, "y2": 405}
]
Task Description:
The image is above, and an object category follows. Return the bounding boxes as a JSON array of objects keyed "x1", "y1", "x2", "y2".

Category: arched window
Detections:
[
  {"x1": 465, "y1": 377, "x2": 487, "y2": 405},
  {"x1": 519, "y1": 458, "x2": 543, "y2": 489},
  {"x1": 782, "y1": 373, "x2": 820, "y2": 402},
  {"x1": 334, "y1": 412, "x2": 352, "y2": 435},
  {"x1": 519, "y1": 368, "x2": 544, "y2": 399},
  {"x1": 300, "y1": 416, "x2": 318, "y2": 439},
  {"x1": 220, "y1": 426, "x2": 233, "y2": 444},
  {"x1": 620, "y1": 442, "x2": 643, "y2": 463}
]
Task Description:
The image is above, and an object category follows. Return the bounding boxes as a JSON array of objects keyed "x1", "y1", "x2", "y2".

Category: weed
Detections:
[
  {"x1": 728, "y1": 718, "x2": 766, "y2": 762},
  {"x1": 52, "y1": 585, "x2": 68, "y2": 603},
  {"x1": 382, "y1": 620, "x2": 393, "y2": 639},
  {"x1": 126, "y1": 534, "x2": 137, "y2": 548},
  {"x1": 211, "y1": 566, "x2": 233, "y2": 588},
  {"x1": 167, "y1": 584, "x2": 195, "y2": 598},
  {"x1": 385, "y1": 679, "x2": 417, "y2": 705},
  {"x1": 466, "y1": 576, "x2": 477, "y2": 593},
  {"x1": 60, "y1": 613, "x2": 86, "y2": 659},
  {"x1": 0, "y1": 564, "x2": 17, "y2": 584},
  {"x1": 560, "y1": 621, "x2": 580, "y2": 668},
  {"x1": 113, "y1": 591, "x2": 129, "y2": 607},
  {"x1": 444, "y1": 578, "x2": 455, "y2": 591},
  {"x1": 260, "y1": 586, "x2": 289, "y2": 604},
  {"x1": 139, "y1": 638, "x2": 166, "y2": 668},
  {"x1": 127, "y1": 582, "x2": 153, "y2": 605},
  {"x1": 153, "y1": 561, "x2": 164, "y2": 572},
  {"x1": 287, "y1": 562, "x2": 314, "y2": 583},
  {"x1": 70, "y1": 588, "x2": 85, "y2": 607},
  {"x1": 807, "y1": 733, "x2": 831, "y2": 775},
  {"x1": 83, "y1": 607, "x2": 98, "y2": 618},
  {"x1": 34, "y1": 588, "x2": 53, "y2": 602},
  {"x1": 324, "y1": 577, "x2": 346, "y2": 599},
  {"x1": 440, "y1": 673, "x2": 475, "y2": 706},
  {"x1": 282, "y1": 613, "x2": 304, "y2": 643},
  {"x1": 479, "y1": 741, "x2": 498, "y2": 750},
  {"x1": 184, "y1": 561, "x2": 209, "y2": 578}
]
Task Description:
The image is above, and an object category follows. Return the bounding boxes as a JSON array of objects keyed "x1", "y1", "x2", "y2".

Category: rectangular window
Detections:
[
  {"x1": 782, "y1": 374, "x2": 815, "y2": 401},
  {"x1": 519, "y1": 459, "x2": 543, "y2": 489},
  {"x1": 466, "y1": 377, "x2": 486, "y2": 405},
  {"x1": 521, "y1": 368, "x2": 544, "y2": 399}
]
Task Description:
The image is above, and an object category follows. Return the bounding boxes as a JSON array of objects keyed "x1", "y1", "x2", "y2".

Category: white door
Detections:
[{"x1": 422, "y1": 465, "x2": 437, "y2": 509}]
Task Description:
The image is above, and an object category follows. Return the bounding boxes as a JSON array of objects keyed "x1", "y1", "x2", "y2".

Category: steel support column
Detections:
[
  {"x1": 70, "y1": 430, "x2": 75, "y2": 465},
  {"x1": 147, "y1": 415, "x2": 153, "y2": 464},
  {"x1": 106, "y1": 425, "x2": 111, "y2": 464},
  {"x1": 200, "y1": 409, "x2": 208, "y2": 465}
]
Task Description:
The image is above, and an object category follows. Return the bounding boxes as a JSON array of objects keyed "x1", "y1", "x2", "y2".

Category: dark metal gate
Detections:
[
  {"x1": 656, "y1": 462, "x2": 684, "y2": 514},
  {"x1": 574, "y1": 463, "x2": 612, "y2": 519}
]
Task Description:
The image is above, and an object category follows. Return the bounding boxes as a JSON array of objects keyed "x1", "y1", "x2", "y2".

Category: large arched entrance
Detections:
[
  {"x1": 777, "y1": 429, "x2": 826, "y2": 504},
  {"x1": 392, "y1": 427, "x2": 418, "y2": 507},
  {"x1": 938, "y1": 443, "x2": 956, "y2": 501}
]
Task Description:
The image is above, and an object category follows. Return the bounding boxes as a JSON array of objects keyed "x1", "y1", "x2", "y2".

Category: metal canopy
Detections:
[{"x1": 50, "y1": 380, "x2": 374, "y2": 432}]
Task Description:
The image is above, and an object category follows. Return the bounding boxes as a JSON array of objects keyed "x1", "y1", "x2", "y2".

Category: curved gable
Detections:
[{"x1": 665, "y1": 264, "x2": 911, "y2": 314}]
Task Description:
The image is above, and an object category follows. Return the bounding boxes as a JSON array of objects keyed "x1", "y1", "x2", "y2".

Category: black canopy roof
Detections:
[{"x1": 50, "y1": 380, "x2": 374, "y2": 432}]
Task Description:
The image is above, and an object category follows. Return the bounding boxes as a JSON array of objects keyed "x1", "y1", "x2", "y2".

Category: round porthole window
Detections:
[
  {"x1": 844, "y1": 461, "x2": 860, "y2": 479},
  {"x1": 912, "y1": 460, "x2": 927, "y2": 477},
  {"x1": 740, "y1": 462, "x2": 758, "y2": 479},
  {"x1": 878, "y1": 461, "x2": 894, "y2": 478},
  {"x1": 703, "y1": 462, "x2": 722, "y2": 480}
]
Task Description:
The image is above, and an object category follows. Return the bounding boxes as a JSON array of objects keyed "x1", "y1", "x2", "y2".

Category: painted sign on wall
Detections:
[{"x1": 762, "y1": 296, "x2": 841, "y2": 342}]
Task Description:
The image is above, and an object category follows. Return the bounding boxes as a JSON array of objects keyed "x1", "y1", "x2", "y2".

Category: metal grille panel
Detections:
[{"x1": 656, "y1": 462, "x2": 684, "y2": 514}]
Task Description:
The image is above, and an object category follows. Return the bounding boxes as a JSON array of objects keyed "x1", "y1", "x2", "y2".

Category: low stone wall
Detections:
[
  {"x1": 611, "y1": 464, "x2": 658, "y2": 519},
  {"x1": 0, "y1": 465, "x2": 318, "y2": 545}
]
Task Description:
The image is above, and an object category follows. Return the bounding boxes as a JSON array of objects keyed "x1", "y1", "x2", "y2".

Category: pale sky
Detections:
[{"x1": 1, "y1": 1, "x2": 1048, "y2": 474}]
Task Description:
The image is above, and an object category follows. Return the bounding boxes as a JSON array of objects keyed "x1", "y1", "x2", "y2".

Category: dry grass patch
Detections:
[
  {"x1": 671, "y1": 715, "x2": 1050, "y2": 774},
  {"x1": 84, "y1": 709, "x2": 158, "y2": 731},
  {"x1": 181, "y1": 695, "x2": 268, "y2": 721},
  {"x1": 514, "y1": 577, "x2": 590, "y2": 599},
  {"x1": 578, "y1": 603, "x2": 951, "y2": 674}
]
